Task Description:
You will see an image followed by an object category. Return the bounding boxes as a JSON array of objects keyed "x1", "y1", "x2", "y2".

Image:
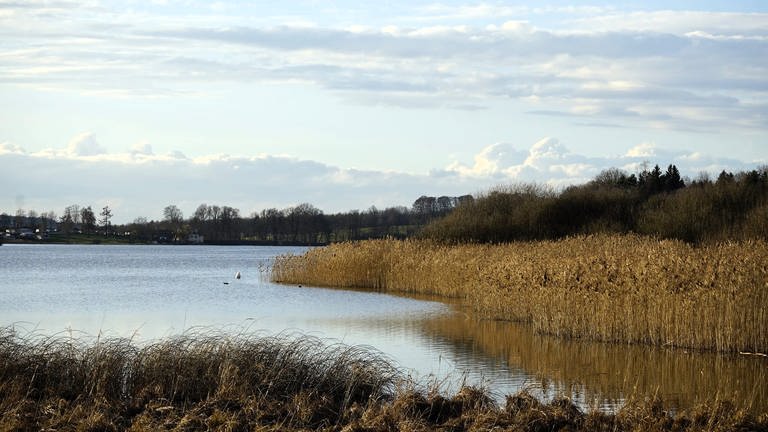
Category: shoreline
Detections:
[
  {"x1": 2, "y1": 327, "x2": 765, "y2": 431},
  {"x1": 1, "y1": 238, "x2": 324, "y2": 246},
  {"x1": 271, "y1": 234, "x2": 768, "y2": 354}
]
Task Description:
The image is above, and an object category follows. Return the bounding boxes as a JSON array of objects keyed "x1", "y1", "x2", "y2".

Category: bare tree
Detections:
[
  {"x1": 64, "y1": 204, "x2": 81, "y2": 225},
  {"x1": 14, "y1": 209, "x2": 25, "y2": 228},
  {"x1": 163, "y1": 205, "x2": 184, "y2": 224},
  {"x1": 413, "y1": 196, "x2": 437, "y2": 215},
  {"x1": 193, "y1": 204, "x2": 209, "y2": 221},
  {"x1": 209, "y1": 205, "x2": 222, "y2": 221},
  {"x1": 163, "y1": 204, "x2": 185, "y2": 240},
  {"x1": 99, "y1": 206, "x2": 113, "y2": 235},
  {"x1": 40, "y1": 210, "x2": 57, "y2": 232}
]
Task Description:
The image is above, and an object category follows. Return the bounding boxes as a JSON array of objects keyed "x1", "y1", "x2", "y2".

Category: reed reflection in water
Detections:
[{"x1": 421, "y1": 310, "x2": 768, "y2": 413}]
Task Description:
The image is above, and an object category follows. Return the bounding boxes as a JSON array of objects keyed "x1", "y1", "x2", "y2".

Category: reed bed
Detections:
[
  {"x1": 2, "y1": 326, "x2": 766, "y2": 431},
  {"x1": 272, "y1": 234, "x2": 768, "y2": 353}
]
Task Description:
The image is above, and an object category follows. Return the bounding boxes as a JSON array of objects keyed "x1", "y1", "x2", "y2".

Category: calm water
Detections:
[{"x1": 1, "y1": 244, "x2": 765, "y2": 411}]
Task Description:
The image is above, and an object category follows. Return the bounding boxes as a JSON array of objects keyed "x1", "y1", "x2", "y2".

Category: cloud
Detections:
[
  {"x1": 3, "y1": 135, "x2": 762, "y2": 223},
  {"x1": 570, "y1": 11, "x2": 768, "y2": 36},
  {"x1": 625, "y1": 143, "x2": 657, "y2": 158},
  {"x1": 130, "y1": 141, "x2": 154, "y2": 155},
  {"x1": 409, "y1": 5, "x2": 612, "y2": 23},
  {"x1": 0, "y1": 142, "x2": 25, "y2": 155},
  {"x1": 0, "y1": 139, "x2": 480, "y2": 222},
  {"x1": 524, "y1": 138, "x2": 570, "y2": 167},
  {"x1": 1, "y1": 5, "x2": 765, "y2": 132},
  {"x1": 444, "y1": 138, "x2": 594, "y2": 185},
  {"x1": 66, "y1": 132, "x2": 107, "y2": 156},
  {"x1": 443, "y1": 138, "x2": 762, "y2": 186},
  {"x1": 445, "y1": 143, "x2": 527, "y2": 178}
]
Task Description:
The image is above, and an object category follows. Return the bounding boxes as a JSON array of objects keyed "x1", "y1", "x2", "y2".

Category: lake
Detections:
[{"x1": 1, "y1": 244, "x2": 765, "y2": 412}]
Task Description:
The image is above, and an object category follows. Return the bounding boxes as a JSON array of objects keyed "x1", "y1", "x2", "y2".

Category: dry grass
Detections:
[
  {"x1": 0, "y1": 326, "x2": 396, "y2": 431},
  {"x1": 2, "y1": 327, "x2": 766, "y2": 431},
  {"x1": 272, "y1": 234, "x2": 768, "y2": 353}
]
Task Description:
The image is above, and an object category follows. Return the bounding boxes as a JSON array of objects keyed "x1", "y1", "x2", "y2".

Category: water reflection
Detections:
[
  {"x1": 2, "y1": 244, "x2": 765, "y2": 414},
  {"x1": 419, "y1": 309, "x2": 768, "y2": 412}
]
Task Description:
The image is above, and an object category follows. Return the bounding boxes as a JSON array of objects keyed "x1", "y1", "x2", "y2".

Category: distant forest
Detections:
[
  {"x1": 2, "y1": 194, "x2": 473, "y2": 245},
  {"x1": 3, "y1": 165, "x2": 767, "y2": 244},
  {"x1": 422, "y1": 165, "x2": 768, "y2": 244}
]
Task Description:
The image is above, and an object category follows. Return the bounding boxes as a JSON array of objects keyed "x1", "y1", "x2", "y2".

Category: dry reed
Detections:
[
  {"x1": 272, "y1": 234, "x2": 768, "y2": 353},
  {"x1": 0, "y1": 326, "x2": 396, "y2": 430},
  {"x1": 2, "y1": 326, "x2": 766, "y2": 431}
]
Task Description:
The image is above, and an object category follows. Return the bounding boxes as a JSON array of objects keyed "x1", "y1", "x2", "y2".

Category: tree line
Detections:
[
  {"x1": 149, "y1": 196, "x2": 470, "y2": 244},
  {"x1": 1, "y1": 205, "x2": 114, "y2": 236},
  {"x1": 420, "y1": 165, "x2": 768, "y2": 244},
  {"x1": 4, "y1": 164, "x2": 766, "y2": 245},
  {"x1": 1, "y1": 195, "x2": 469, "y2": 244}
]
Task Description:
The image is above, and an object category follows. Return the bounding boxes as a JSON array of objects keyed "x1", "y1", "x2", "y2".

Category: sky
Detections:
[{"x1": 1, "y1": 1, "x2": 766, "y2": 223}]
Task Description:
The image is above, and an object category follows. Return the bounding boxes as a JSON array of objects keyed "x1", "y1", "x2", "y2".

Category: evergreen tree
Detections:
[{"x1": 662, "y1": 164, "x2": 684, "y2": 191}]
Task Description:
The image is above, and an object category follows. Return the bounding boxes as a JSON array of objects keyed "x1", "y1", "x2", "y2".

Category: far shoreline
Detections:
[{"x1": 1, "y1": 238, "x2": 324, "y2": 247}]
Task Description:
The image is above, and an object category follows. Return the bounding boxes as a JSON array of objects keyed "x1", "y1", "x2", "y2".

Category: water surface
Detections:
[{"x1": 1, "y1": 244, "x2": 765, "y2": 412}]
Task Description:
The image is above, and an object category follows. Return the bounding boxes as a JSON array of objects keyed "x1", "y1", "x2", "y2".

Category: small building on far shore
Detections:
[
  {"x1": 16, "y1": 228, "x2": 35, "y2": 239},
  {"x1": 187, "y1": 233, "x2": 204, "y2": 244}
]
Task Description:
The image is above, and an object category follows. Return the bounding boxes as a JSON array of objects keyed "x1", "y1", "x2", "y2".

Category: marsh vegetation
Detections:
[
  {"x1": 272, "y1": 235, "x2": 768, "y2": 353},
  {"x1": 2, "y1": 327, "x2": 766, "y2": 431},
  {"x1": 271, "y1": 228, "x2": 768, "y2": 423},
  {"x1": 5, "y1": 166, "x2": 767, "y2": 429}
]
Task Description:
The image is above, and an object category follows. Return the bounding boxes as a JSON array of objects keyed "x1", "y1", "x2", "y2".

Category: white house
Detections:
[{"x1": 187, "y1": 233, "x2": 204, "y2": 244}]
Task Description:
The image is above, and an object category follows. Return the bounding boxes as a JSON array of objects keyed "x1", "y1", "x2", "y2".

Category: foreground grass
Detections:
[
  {"x1": 2, "y1": 328, "x2": 766, "y2": 432},
  {"x1": 1, "y1": 327, "x2": 394, "y2": 431},
  {"x1": 272, "y1": 234, "x2": 768, "y2": 354}
]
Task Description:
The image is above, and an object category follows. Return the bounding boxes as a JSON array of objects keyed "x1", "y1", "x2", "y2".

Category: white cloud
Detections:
[
  {"x1": 625, "y1": 143, "x2": 657, "y2": 158},
  {"x1": 411, "y1": 4, "x2": 525, "y2": 21},
  {"x1": 446, "y1": 138, "x2": 593, "y2": 184},
  {"x1": 444, "y1": 143, "x2": 527, "y2": 177},
  {"x1": 524, "y1": 137, "x2": 569, "y2": 167},
  {"x1": 0, "y1": 3, "x2": 765, "y2": 206},
  {"x1": 444, "y1": 138, "x2": 762, "y2": 186},
  {"x1": 0, "y1": 141, "x2": 476, "y2": 221},
  {"x1": 550, "y1": 163, "x2": 592, "y2": 178},
  {"x1": 1, "y1": 136, "x2": 763, "y2": 222},
  {"x1": 500, "y1": 21, "x2": 534, "y2": 34},
  {"x1": 411, "y1": 4, "x2": 610, "y2": 23},
  {"x1": 0, "y1": 5, "x2": 765, "y2": 133},
  {"x1": 570, "y1": 11, "x2": 768, "y2": 36},
  {"x1": 130, "y1": 141, "x2": 154, "y2": 155},
  {"x1": 66, "y1": 132, "x2": 107, "y2": 156},
  {"x1": 168, "y1": 150, "x2": 188, "y2": 160},
  {"x1": 0, "y1": 142, "x2": 25, "y2": 155}
]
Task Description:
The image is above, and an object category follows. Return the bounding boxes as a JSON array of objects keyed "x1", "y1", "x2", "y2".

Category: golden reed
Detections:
[
  {"x1": 272, "y1": 234, "x2": 768, "y2": 353},
  {"x1": 5, "y1": 327, "x2": 765, "y2": 430}
]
